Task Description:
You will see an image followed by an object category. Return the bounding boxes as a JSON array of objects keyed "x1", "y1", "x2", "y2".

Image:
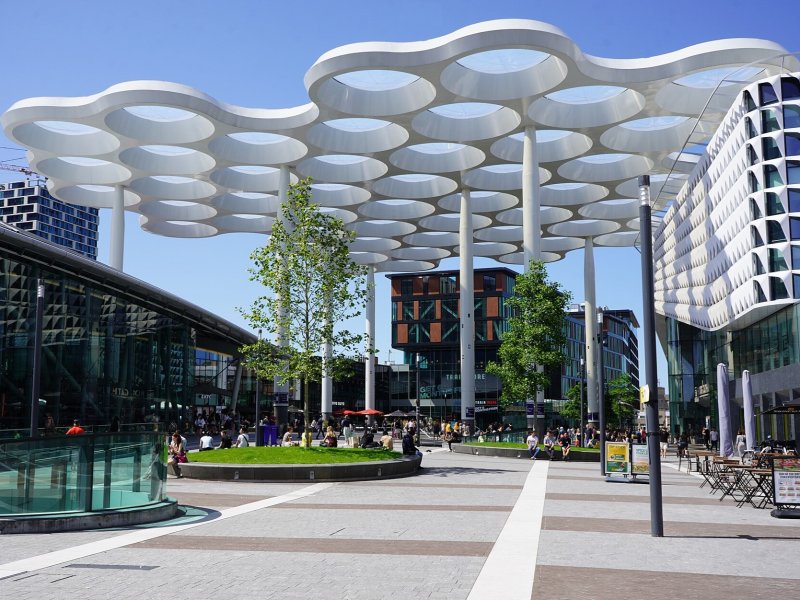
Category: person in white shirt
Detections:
[
  {"x1": 526, "y1": 431, "x2": 540, "y2": 460},
  {"x1": 236, "y1": 427, "x2": 249, "y2": 448},
  {"x1": 543, "y1": 431, "x2": 557, "y2": 459},
  {"x1": 199, "y1": 430, "x2": 214, "y2": 451}
]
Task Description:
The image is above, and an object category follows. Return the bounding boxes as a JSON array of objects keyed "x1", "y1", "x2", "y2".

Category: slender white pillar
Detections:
[
  {"x1": 584, "y1": 237, "x2": 598, "y2": 425},
  {"x1": 109, "y1": 185, "x2": 125, "y2": 271},
  {"x1": 459, "y1": 188, "x2": 475, "y2": 425},
  {"x1": 275, "y1": 166, "x2": 291, "y2": 424},
  {"x1": 522, "y1": 126, "x2": 541, "y2": 267},
  {"x1": 523, "y1": 126, "x2": 544, "y2": 431},
  {"x1": 365, "y1": 266, "x2": 376, "y2": 414},
  {"x1": 321, "y1": 290, "x2": 333, "y2": 419}
]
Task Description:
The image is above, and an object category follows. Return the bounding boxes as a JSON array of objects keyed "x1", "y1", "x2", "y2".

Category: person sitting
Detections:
[
  {"x1": 168, "y1": 432, "x2": 187, "y2": 477},
  {"x1": 360, "y1": 428, "x2": 379, "y2": 448},
  {"x1": 282, "y1": 427, "x2": 296, "y2": 447},
  {"x1": 199, "y1": 430, "x2": 214, "y2": 451},
  {"x1": 559, "y1": 431, "x2": 571, "y2": 461},
  {"x1": 402, "y1": 429, "x2": 422, "y2": 464},
  {"x1": 380, "y1": 430, "x2": 394, "y2": 450},
  {"x1": 320, "y1": 426, "x2": 338, "y2": 448},
  {"x1": 217, "y1": 430, "x2": 233, "y2": 449},
  {"x1": 543, "y1": 431, "x2": 557, "y2": 459},
  {"x1": 236, "y1": 427, "x2": 249, "y2": 448}
]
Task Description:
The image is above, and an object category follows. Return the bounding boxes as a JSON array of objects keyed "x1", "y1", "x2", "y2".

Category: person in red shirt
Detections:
[{"x1": 65, "y1": 419, "x2": 85, "y2": 435}]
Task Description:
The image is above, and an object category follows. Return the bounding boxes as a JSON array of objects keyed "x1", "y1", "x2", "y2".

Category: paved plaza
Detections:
[{"x1": 1, "y1": 449, "x2": 799, "y2": 599}]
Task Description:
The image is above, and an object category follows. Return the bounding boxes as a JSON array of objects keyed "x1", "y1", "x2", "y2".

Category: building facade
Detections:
[
  {"x1": 389, "y1": 268, "x2": 640, "y2": 426},
  {"x1": 0, "y1": 178, "x2": 98, "y2": 259},
  {"x1": 653, "y1": 73, "x2": 800, "y2": 442}
]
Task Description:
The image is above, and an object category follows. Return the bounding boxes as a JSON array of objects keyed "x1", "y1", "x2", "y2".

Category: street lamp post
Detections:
[
  {"x1": 598, "y1": 311, "x2": 606, "y2": 476},
  {"x1": 415, "y1": 353, "x2": 421, "y2": 445},
  {"x1": 579, "y1": 357, "x2": 585, "y2": 446}
]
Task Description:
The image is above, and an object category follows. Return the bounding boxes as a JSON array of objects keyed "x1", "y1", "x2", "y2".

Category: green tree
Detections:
[
  {"x1": 606, "y1": 373, "x2": 638, "y2": 429},
  {"x1": 487, "y1": 260, "x2": 571, "y2": 409},
  {"x1": 561, "y1": 382, "x2": 586, "y2": 422},
  {"x1": 240, "y1": 179, "x2": 368, "y2": 445}
]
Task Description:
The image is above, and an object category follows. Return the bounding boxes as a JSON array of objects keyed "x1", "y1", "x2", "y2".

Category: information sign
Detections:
[
  {"x1": 773, "y1": 457, "x2": 800, "y2": 506},
  {"x1": 631, "y1": 444, "x2": 649, "y2": 475},
  {"x1": 605, "y1": 442, "x2": 630, "y2": 475}
]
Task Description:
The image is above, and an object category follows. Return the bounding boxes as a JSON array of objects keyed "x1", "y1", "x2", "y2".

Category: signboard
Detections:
[
  {"x1": 605, "y1": 442, "x2": 631, "y2": 475},
  {"x1": 631, "y1": 444, "x2": 649, "y2": 475},
  {"x1": 274, "y1": 393, "x2": 288, "y2": 407},
  {"x1": 465, "y1": 407, "x2": 474, "y2": 419},
  {"x1": 526, "y1": 401, "x2": 535, "y2": 417},
  {"x1": 773, "y1": 457, "x2": 800, "y2": 506},
  {"x1": 639, "y1": 385, "x2": 650, "y2": 409}
]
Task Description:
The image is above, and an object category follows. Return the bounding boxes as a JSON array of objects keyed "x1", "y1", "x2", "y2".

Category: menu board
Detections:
[
  {"x1": 773, "y1": 457, "x2": 800, "y2": 506},
  {"x1": 632, "y1": 444, "x2": 649, "y2": 475},
  {"x1": 605, "y1": 442, "x2": 630, "y2": 475}
]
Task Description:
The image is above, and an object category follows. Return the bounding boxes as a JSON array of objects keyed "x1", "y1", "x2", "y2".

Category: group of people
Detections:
[{"x1": 525, "y1": 429, "x2": 574, "y2": 461}]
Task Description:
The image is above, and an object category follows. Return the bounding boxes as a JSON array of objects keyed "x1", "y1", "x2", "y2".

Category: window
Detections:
[
  {"x1": 442, "y1": 299, "x2": 458, "y2": 319},
  {"x1": 786, "y1": 133, "x2": 800, "y2": 158},
  {"x1": 794, "y1": 275, "x2": 800, "y2": 299},
  {"x1": 441, "y1": 323, "x2": 458, "y2": 342},
  {"x1": 769, "y1": 248, "x2": 788, "y2": 272},
  {"x1": 419, "y1": 300, "x2": 434, "y2": 320},
  {"x1": 750, "y1": 198, "x2": 762, "y2": 220},
  {"x1": 784, "y1": 105, "x2": 800, "y2": 129},
  {"x1": 762, "y1": 108, "x2": 781, "y2": 133},
  {"x1": 747, "y1": 144, "x2": 759, "y2": 166},
  {"x1": 782, "y1": 77, "x2": 800, "y2": 101},
  {"x1": 744, "y1": 90, "x2": 757, "y2": 111},
  {"x1": 402, "y1": 302, "x2": 415, "y2": 320},
  {"x1": 763, "y1": 137, "x2": 782, "y2": 160},
  {"x1": 765, "y1": 165, "x2": 784, "y2": 188},
  {"x1": 754, "y1": 281, "x2": 767, "y2": 303},
  {"x1": 745, "y1": 117, "x2": 758, "y2": 139},
  {"x1": 789, "y1": 161, "x2": 800, "y2": 185},
  {"x1": 790, "y1": 217, "x2": 800, "y2": 240},
  {"x1": 752, "y1": 226, "x2": 764, "y2": 247},
  {"x1": 766, "y1": 192, "x2": 784, "y2": 215},
  {"x1": 753, "y1": 253, "x2": 765, "y2": 275},
  {"x1": 439, "y1": 275, "x2": 457, "y2": 294},
  {"x1": 790, "y1": 190, "x2": 800, "y2": 213},
  {"x1": 408, "y1": 324, "x2": 430, "y2": 343},
  {"x1": 474, "y1": 298, "x2": 485, "y2": 318},
  {"x1": 483, "y1": 275, "x2": 496, "y2": 291},
  {"x1": 770, "y1": 277, "x2": 789, "y2": 300},
  {"x1": 400, "y1": 278, "x2": 413, "y2": 296},
  {"x1": 759, "y1": 82, "x2": 779, "y2": 106},
  {"x1": 749, "y1": 171, "x2": 761, "y2": 193},
  {"x1": 475, "y1": 320, "x2": 487, "y2": 342},
  {"x1": 792, "y1": 245, "x2": 800, "y2": 266}
]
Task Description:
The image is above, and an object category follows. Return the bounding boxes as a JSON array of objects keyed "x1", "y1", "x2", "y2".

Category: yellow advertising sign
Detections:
[
  {"x1": 605, "y1": 442, "x2": 630, "y2": 474},
  {"x1": 639, "y1": 385, "x2": 650, "y2": 409}
]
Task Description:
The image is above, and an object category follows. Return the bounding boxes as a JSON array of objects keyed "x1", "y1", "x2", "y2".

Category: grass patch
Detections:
[
  {"x1": 188, "y1": 446, "x2": 401, "y2": 465},
  {"x1": 463, "y1": 442, "x2": 600, "y2": 452}
]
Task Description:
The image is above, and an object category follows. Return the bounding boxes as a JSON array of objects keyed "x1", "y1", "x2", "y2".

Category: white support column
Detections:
[
  {"x1": 109, "y1": 185, "x2": 125, "y2": 271},
  {"x1": 365, "y1": 266, "x2": 376, "y2": 415},
  {"x1": 275, "y1": 166, "x2": 291, "y2": 425},
  {"x1": 523, "y1": 125, "x2": 544, "y2": 432},
  {"x1": 522, "y1": 125, "x2": 541, "y2": 267},
  {"x1": 321, "y1": 291, "x2": 333, "y2": 420},
  {"x1": 584, "y1": 237, "x2": 598, "y2": 426},
  {"x1": 459, "y1": 188, "x2": 475, "y2": 426}
]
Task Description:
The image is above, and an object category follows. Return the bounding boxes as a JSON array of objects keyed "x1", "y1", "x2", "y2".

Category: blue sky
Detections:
[{"x1": 1, "y1": 0, "x2": 798, "y2": 388}]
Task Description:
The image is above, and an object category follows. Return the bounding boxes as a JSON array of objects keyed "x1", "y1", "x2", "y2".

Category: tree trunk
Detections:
[{"x1": 302, "y1": 378, "x2": 313, "y2": 448}]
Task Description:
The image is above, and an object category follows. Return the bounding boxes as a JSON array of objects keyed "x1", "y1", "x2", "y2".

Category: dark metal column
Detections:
[
  {"x1": 29, "y1": 279, "x2": 45, "y2": 438},
  {"x1": 638, "y1": 174, "x2": 665, "y2": 537}
]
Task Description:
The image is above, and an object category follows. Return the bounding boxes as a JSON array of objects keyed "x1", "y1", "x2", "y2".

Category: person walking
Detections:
[
  {"x1": 65, "y1": 419, "x2": 85, "y2": 435},
  {"x1": 709, "y1": 428, "x2": 719, "y2": 451},
  {"x1": 526, "y1": 431, "x2": 540, "y2": 460}
]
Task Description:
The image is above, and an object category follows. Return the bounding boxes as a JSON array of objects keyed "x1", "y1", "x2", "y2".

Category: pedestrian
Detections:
[
  {"x1": 217, "y1": 430, "x2": 233, "y2": 449},
  {"x1": 168, "y1": 432, "x2": 187, "y2": 477},
  {"x1": 526, "y1": 430, "x2": 540, "y2": 460},
  {"x1": 236, "y1": 427, "x2": 249, "y2": 448},
  {"x1": 710, "y1": 428, "x2": 719, "y2": 451},
  {"x1": 65, "y1": 419, "x2": 85, "y2": 435},
  {"x1": 659, "y1": 428, "x2": 669, "y2": 458},
  {"x1": 444, "y1": 427, "x2": 454, "y2": 452},
  {"x1": 199, "y1": 430, "x2": 214, "y2": 451},
  {"x1": 559, "y1": 430, "x2": 571, "y2": 461},
  {"x1": 543, "y1": 430, "x2": 556, "y2": 459},
  {"x1": 702, "y1": 427, "x2": 710, "y2": 450},
  {"x1": 735, "y1": 428, "x2": 747, "y2": 458}
]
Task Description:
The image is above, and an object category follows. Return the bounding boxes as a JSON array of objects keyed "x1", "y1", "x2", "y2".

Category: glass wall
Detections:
[{"x1": 0, "y1": 253, "x2": 195, "y2": 437}]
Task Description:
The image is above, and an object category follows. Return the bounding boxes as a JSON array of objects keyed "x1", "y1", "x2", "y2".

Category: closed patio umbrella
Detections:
[
  {"x1": 742, "y1": 370, "x2": 756, "y2": 451},
  {"x1": 717, "y1": 363, "x2": 734, "y2": 457}
]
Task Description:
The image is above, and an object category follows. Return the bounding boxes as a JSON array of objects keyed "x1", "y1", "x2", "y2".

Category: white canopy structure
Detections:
[{"x1": 2, "y1": 19, "x2": 795, "y2": 422}]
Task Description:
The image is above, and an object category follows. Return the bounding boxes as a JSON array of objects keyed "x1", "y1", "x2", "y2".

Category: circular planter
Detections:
[{"x1": 453, "y1": 444, "x2": 600, "y2": 461}]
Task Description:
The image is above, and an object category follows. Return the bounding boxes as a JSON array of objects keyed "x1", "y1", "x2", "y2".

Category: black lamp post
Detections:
[
  {"x1": 579, "y1": 357, "x2": 585, "y2": 446},
  {"x1": 415, "y1": 353, "x2": 421, "y2": 445}
]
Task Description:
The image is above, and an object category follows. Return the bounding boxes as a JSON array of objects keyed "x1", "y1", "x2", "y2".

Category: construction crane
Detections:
[{"x1": 0, "y1": 163, "x2": 38, "y2": 177}]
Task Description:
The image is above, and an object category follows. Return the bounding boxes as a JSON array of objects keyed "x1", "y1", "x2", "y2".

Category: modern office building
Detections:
[
  {"x1": 0, "y1": 221, "x2": 255, "y2": 437},
  {"x1": 653, "y1": 73, "x2": 800, "y2": 441},
  {"x1": 389, "y1": 269, "x2": 639, "y2": 424},
  {"x1": 0, "y1": 178, "x2": 98, "y2": 259},
  {"x1": 554, "y1": 305, "x2": 640, "y2": 401}
]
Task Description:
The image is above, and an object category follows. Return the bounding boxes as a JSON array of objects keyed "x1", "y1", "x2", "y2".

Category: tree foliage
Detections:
[
  {"x1": 606, "y1": 372, "x2": 638, "y2": 428},
  {"x1": 240, "y1": 179, "x2": 368, "y2": 430},
  {"x1": 487, "y1": 260, "x2": 571, "y2": 408},
  {"x1": 561, "y1": 382, "x2": 585, "y2": 422}
]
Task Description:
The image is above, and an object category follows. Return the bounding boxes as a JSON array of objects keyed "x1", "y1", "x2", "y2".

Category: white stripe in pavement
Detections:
[
  {"x1": 467, "y1": 460, "x2": 549, "y2": 600},
  {"x1": 0, "y1": 482, "x2": 334, "y2": 580}
]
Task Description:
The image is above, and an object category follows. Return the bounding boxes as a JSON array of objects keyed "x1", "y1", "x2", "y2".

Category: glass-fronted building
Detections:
[
  {"x1": 0, "y1": 178, "x2": 98, "y2": 259},
  {"x1": 0, "y1": 221, "x2": 255, "y2": 438}
]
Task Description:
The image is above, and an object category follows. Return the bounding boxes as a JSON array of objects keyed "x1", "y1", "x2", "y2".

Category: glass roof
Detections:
[
  {"x1": 619, "y1": 116, "x2": 689, "y2": 131},
  {"x1": 316, "y1": 155, "x2": 370, "y2": 165},
  {"x1": 456, "y1": 48, "x2": 549, "y2": 74},
  {"x1": 675, "y1": 66, "x2": 766, "y2": 88},
  {"x1": 228, "y1": 132, "x2": 289, "y2": 144},
  {"x1": 334, "y1": 70, "x2": 419, "y2": 91},
  {"x1": 546, "y1": 86, "x2": 625, "y2": 104},
  {"x1": 323, "y1": 118, "x2": 391, "y2": 132},
  {"x1": 429, "y1": 103, "x2": 502, "y2": 119},
  {"x1": 140, "y1": 145, "x2": 197, "y2": 155},
  {"x1": 407, "y1": 143, "x2": 466, "y2": 154}
]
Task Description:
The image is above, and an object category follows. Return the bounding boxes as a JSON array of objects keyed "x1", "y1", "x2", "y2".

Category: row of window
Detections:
[
  {"x1": 396, "y1": 273, "x2": 512, "y2": 296},
  {"x1": 744, "y1": 77, "x2": 800, "y2": 111},
  {"x1": 393, "y1": 297, "x2": 514, "y2": 321}
]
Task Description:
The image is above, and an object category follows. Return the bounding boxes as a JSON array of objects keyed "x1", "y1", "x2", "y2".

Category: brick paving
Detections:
[{"x1": 1, "y1": 449, "x2": 799, "y2": 599}]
